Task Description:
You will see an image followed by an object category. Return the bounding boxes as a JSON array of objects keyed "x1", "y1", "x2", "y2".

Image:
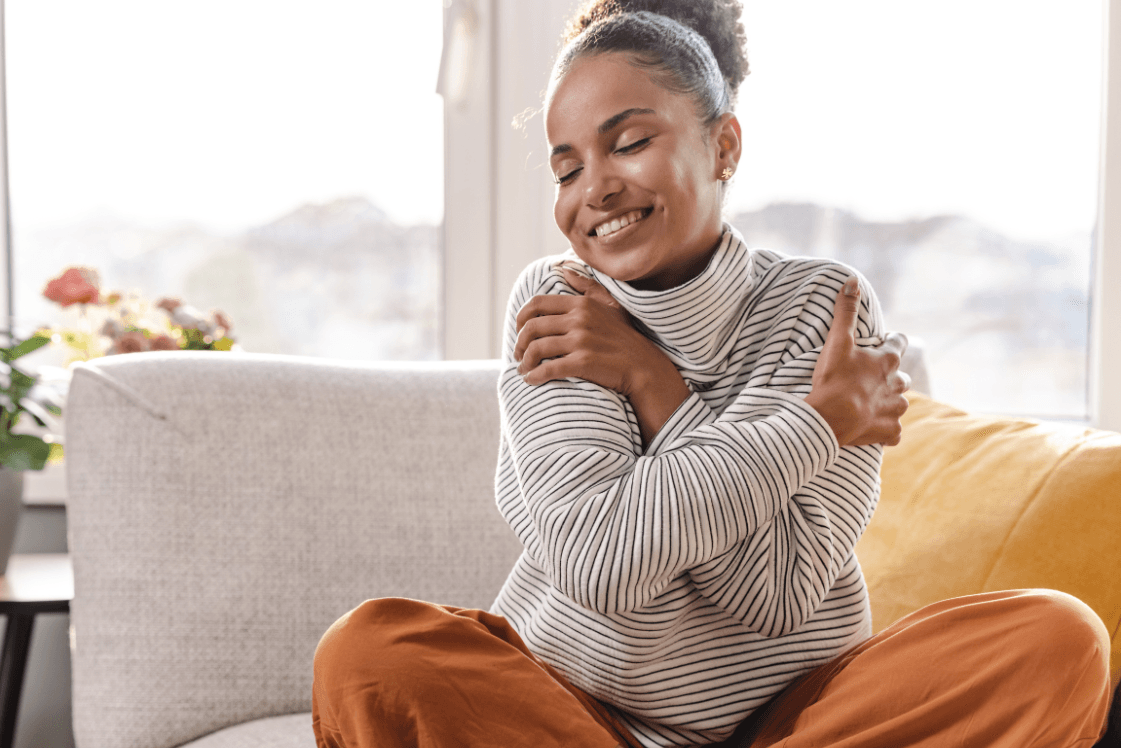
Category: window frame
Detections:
[
  {"x1": 441, "y1": 0, "x2": 573, "y2": 360},
  {"x1": 1093, "y1": 0, "x2": 1121, "y2": 432}
]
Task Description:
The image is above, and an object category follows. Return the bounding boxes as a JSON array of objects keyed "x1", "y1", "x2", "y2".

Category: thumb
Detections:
[{"x1": 824, "y1": 277, "x2": 860, "y2": 352}]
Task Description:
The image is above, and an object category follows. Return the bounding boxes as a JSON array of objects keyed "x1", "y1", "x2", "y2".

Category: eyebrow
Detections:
[{"x1": 549, "y1": 107, "x2": 656, "y2": 158}]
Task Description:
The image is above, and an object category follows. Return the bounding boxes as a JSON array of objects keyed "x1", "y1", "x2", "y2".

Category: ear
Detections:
[{"x1": 712, "y1": 112, "x2": 743, "y2": 178}]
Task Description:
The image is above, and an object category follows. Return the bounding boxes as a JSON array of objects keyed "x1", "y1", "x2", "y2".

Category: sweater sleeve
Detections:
[
  {"x1": 683, "y1": 271, "x2": 885, "y2": 637},
  {"x1": 497, "y1": 259, "x2": 840, "y2": 617}
]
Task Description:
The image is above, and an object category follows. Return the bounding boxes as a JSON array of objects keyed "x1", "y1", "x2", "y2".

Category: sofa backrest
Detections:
[{"x1": 66, "y1": 352, "x2": 520, "y2": 748}]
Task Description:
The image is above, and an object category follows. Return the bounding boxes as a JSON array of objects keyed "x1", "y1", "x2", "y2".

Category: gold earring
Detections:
[{"x1": 720, "y1": 167, "x2": 734, "y2": 181}]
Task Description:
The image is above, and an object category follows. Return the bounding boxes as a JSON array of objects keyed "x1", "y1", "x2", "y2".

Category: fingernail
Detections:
[{"x1": 843, "y1": 278, "x2": 859, "y2": 297}]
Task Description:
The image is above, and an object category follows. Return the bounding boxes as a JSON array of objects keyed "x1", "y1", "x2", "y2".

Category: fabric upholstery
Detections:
[
  {"x1": 65, "y1": 352, "x2": 518, "y2": 748},
  {"x1": 178, "y1": 714, "x2": 313, "y2": 748},
  {"x1": 858, "y1": 392, "x2": 1121, "y2": 681},
  {"x1": 65, "y1": 349, "x2": 1117, "y2": 747}
]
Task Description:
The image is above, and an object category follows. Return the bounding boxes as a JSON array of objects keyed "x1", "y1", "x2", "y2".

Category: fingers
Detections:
[
  {"x1": 518, "y1": 334, "x2": 574, "y2": 379},
  {"x1": 520, "y1": 344, "x2": 598, "y2": 385},
  {"x1": 521, "y1": 355, "x2": 580, "y2": 386},
  {"x1": 893, "y1": 370, "x2": 912, "y2": 394},
  {"x1": 822, "y1": 277, "x2": 861, "y2": 352},
  {"x1": 561, "y1": 268, "x2": 622, "y2": 310},
  {"x1": 515, "y1": 269, "x2": 621, "y2": 335},
  {"x1": 879, "y1": 331, "x2": 909, "y2": 358},
  {"x1": 514, "y1": 313, "x2": 570, "y2": 361},
  {"x1": 515, "y1": 294, "x2": 579, "y2": 332},
  {"x1": 848, "y1": 398, "x2": 909, "y2": 446},
  {"x1": 881, "y1": 394, "x2": 910, "y2": 446},
  {"x1": 562, "y1": 267, "x2": 595, "y2": 293}
]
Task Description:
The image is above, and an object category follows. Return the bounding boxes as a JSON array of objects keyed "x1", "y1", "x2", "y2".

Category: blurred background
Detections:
[{"x1": 6, "y1": 0, "x2": 1102, "y2": 419}]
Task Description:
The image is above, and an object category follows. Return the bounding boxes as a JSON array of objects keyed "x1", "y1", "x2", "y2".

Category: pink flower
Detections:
[
  {"x1": 149, "y1": 334, "x2": 179, "y2": 351},
  {"x1": 114, "y1": 331, "x2": 149, "y2": 354},
  {"x1": 156, "y1": 297, "x2": 181, "y2": 314},
  {"x1": 43, "y1": 267, "x2": 100, "y2": 307},
  {"x1": 213, "y1": 310, "x2": 233, "y2": 332}
]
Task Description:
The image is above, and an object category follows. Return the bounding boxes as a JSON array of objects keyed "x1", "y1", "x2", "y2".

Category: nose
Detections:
[{"x1": 583, "y1": 159, "x2": 623, "y2": 207}]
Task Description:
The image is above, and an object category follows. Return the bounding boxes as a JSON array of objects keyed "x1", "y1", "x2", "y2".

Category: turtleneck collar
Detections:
[{"x1": 556, "y1": 225, "x2": 755, "y2": 382}]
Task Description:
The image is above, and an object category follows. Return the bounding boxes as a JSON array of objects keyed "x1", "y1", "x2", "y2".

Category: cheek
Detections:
[
  {"x1": 670, "y1": 158, "x2": 708, "y2": 211},
  {"x1": 553, "y1": 189, "x2": 577, "y2": 233}
]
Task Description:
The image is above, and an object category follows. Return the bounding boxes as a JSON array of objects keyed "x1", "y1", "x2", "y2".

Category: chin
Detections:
[{"x1": 574, "y1": 256, "x2": 644, "y2": 284}]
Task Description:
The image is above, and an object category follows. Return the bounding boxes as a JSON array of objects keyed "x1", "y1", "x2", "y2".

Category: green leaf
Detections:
[
  {"x1": 0, "y1": 433, "x2": 51, "y2": 471},
  {"x1": 6, "y1": 334, "x2": 51, "y2": 361}
]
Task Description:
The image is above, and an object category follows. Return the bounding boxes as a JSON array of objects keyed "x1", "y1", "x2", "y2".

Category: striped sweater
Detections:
[{"x1": 491, "y1": 227, "x2": 884, "y2": 747}]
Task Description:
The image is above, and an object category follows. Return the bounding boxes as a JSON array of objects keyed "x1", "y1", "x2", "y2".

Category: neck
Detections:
[{"x1": 629, "y1": 225, "x2": 725, "y2": 291}]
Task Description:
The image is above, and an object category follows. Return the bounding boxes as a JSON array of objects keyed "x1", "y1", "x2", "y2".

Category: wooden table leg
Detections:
[{"x1": 0, "y1": 613, "x2": 35, "y2": 748}]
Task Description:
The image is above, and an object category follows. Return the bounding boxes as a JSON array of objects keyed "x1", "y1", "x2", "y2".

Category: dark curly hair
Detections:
[{"x1": 553, "y1": 0, "x2": 749, "y2": 125}]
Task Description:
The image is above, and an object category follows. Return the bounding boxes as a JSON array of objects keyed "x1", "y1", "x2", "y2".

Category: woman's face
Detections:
[{"x1": 545, "y1": 52, "x2": 738, "y2": 291}]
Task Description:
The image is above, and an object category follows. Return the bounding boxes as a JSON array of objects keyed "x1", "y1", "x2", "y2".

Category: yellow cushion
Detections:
[{"x1": 856, "y1": 392, "x2": 1121, "y2": 681}]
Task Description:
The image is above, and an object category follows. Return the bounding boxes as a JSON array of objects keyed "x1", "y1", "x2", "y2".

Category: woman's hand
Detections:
[
  {"x1": 804, "y1": 278, "x2": 911, "y2": 447},
  {"x1": 515, "y1": 268, "x2": 690, "y2": 445}
]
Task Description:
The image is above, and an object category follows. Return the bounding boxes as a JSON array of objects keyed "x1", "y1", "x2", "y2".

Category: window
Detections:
[
  {"x1": 6, "y1": 0, "x2": 444, "y2": 361},
  {"x1": 728, "y1": 1, "x2": 1102, "y2": 419},
  {"x1": 7, "y1": 0, "x2": 1119, "y2": 427}
]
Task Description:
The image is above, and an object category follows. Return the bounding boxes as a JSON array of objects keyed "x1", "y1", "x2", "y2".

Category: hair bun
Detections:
[{"x1": 565, "y1": 0, "x2": 749, "y2": 92}]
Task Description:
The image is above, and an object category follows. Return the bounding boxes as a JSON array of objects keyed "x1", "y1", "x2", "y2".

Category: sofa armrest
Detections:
[{"x1": 65, "y1": 352, "x2": 520, "y2": 748}]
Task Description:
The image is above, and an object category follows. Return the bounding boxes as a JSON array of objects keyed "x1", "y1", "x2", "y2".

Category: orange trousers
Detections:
[{"x1": 312, "y1": 589, "x2": 1112, "y2": 748}]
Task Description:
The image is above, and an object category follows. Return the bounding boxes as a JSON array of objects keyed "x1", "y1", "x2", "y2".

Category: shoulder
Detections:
[
  {"x1": 506, "y1": 251, "x2": 581, "y2": 312},
  {"x1": 501, "y1": 251, "x2": 585, "y2": 361},
  {"x1": 751, "y1": 248, "x2": 856, "y2": 291},
  {"x1": 749, "y1": 248, "x2": 885, "y2": 342}
]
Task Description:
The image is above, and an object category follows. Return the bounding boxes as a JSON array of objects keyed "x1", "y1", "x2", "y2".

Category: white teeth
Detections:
[{"x1": 594, "y1": 209, "x2": 647, "y2": 238}]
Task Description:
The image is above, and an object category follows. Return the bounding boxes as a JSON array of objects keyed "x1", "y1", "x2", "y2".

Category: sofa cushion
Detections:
[
  {"x1": 857, "y1": 392, "x2": 1121, "y2": 681},
  {"x1": 178, "y1": 713, "x2": 313, "y2": 748}
]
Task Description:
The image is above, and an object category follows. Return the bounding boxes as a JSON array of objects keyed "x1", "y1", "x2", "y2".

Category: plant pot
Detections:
[{"x1": 0, "y1": 468, "x2": 24, "y2": 576}]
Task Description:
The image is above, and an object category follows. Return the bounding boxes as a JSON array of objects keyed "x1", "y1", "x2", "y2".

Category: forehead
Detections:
[{"x1": 544, "y1": 53, "x2": 698, "y2": 146}]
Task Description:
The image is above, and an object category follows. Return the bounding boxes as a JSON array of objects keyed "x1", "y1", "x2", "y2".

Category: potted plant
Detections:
[{"x1": 0, "y1": 330, "x2": 61, "y2": 574}]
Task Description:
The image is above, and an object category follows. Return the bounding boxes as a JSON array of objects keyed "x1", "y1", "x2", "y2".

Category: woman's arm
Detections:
[
  {"x1": 502, "y1": 260, "x2": 904, "y2": 635},
  {"x1": 515, "y1": 267, "x2": 691, "y2": 446},
  {"x1": 623, "y1": 271, "x2": 894, "y2": 636},
  {"x1": 499, "y1": 358, "x2": 839, "y2": 618},
  {"x1": 500, "y1": 260, "x2": 862, "y2": 619},
  {"x1": 517, "y1": 270, "x2": 909, "y2": 450}
]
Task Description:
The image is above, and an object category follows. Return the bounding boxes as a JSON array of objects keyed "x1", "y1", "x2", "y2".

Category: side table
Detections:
[{"x1": 0, "y1": 554, "x2": 72, "y2": 748}]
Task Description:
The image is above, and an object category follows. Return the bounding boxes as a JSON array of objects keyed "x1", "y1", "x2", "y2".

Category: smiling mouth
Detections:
[{"x1": 590, "y1": 207, "x2": 653, "y2": 238}]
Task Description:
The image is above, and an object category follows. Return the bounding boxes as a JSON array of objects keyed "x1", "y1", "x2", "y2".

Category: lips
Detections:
[{"x1": 590, "y1": 207, "x2": 653, "y2": 238}]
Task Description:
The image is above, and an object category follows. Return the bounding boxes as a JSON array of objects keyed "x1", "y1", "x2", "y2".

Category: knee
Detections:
[
  {"x1": 1019, "y1": 590, "x2": 1109, "y2": 651},
  {"x1": 314, "y1": 598, "x2": 436, "y2": 692},
  {"x1": 1015, "y1": 590, "x2": 1110, "y2": 684}
]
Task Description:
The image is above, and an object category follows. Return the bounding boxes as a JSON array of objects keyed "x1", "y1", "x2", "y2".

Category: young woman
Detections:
[{"x1": 312, "y1": 2, "x2": 1112, "y2": 746}]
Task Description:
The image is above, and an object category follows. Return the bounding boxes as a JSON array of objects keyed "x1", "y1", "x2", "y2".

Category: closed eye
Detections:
[
  {"x1": 555, "y1": 167, "x2": 582, "y2": 185},
  {"x1": 617, "y1": 137, "x2": 651, "y2": 154}
]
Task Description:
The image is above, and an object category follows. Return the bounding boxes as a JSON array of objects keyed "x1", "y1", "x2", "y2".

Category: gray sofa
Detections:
[
  {"x1": 65, "y1": 353, "x2": 522, "y2": 748},
  {"x1": 64, "y1": 348, "x2": 934, "y2": 748}
]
